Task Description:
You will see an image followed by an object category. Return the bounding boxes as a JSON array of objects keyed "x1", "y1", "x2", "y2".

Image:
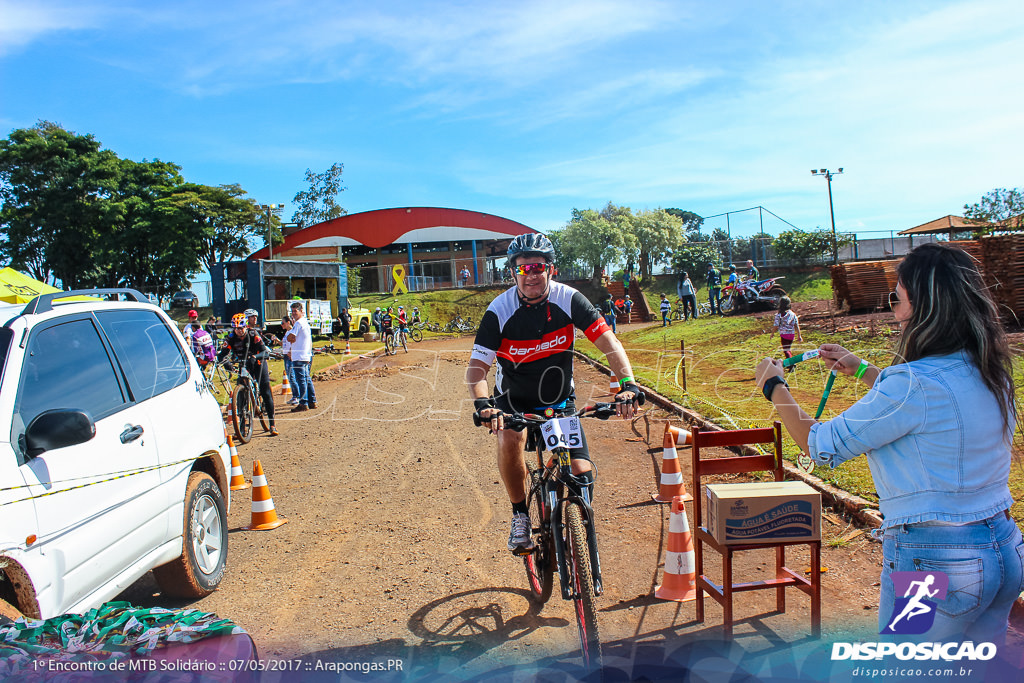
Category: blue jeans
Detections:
[
  {"x1": 282, "y1": 357, "x2": 299, "y2": 399},
  {"x1": 604, "y1": 313, "x2": 616, "y2": 333},
  {"x1": 879, "y1": 512, "x2": 1024, "y2": 644},
  {"x1": 292, "y1": 360, "x2": 317, "y2": 406}
]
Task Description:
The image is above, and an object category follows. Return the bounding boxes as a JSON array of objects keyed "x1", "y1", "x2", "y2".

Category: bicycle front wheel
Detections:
[
  {"x1": 231, "y1": 385, "x2": 254, "y2": 444},
  {"x1": 401, "y1": 332, "x2": 408, "y2": 353},
  {"x1": 565, "y1": 502, "x2": 602, "y2": 670},
  {"x1": 384, "y1": 332, "x2": 395, "y2": 355},
  {"x1": 410, "y1": 327, "x2": 423, "y2": 342},
  {"x1": 523, "y1": 472, "x2": 554, "y2": 604}
]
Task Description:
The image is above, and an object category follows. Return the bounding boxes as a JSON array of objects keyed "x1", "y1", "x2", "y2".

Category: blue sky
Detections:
[{"x1": 2, "y1": 0, "x2": 1022, "y2": 241}]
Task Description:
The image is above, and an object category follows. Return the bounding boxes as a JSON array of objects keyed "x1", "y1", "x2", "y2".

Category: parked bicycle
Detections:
[
  {"x1": 474, "y1": 397, "x2": 644, "y2": 671},
  {"x1": 231, "y1": 363, "x2": 271, "y2": 444},
  {"x1": 444, "y1": 315, "x2": 475, "y2": 333},
  {"x1": 202, "y1": 358, "x2": 234, "y2": 399}
]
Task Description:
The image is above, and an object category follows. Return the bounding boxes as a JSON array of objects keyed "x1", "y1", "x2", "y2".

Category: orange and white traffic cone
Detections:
[
  {"x1": 344, "y1": 341, "x2": 351, "y2": 355},
  {"x1": 607, "y1": 372, "x2": 618, "y2": 397},
  {"x1": 280, "y1": 372, "x2": 290, "y2": 396},
  {"x1": 242, "y1": 460, "x2": 288, "y2": 531},
  {"x1": 227, "y1": 436, "x2": 249, "y2": 491},
  {"x1": 653, "y1": 423, "x2": 693, "y2": 503},
  {"x1": 655, "y1": 495, "x2": 697, "y2": 602}
]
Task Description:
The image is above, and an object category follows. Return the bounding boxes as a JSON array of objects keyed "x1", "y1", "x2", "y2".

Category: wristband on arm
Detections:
[
  {"x1": 854, "y1": 360, "x2": 870, "y2": 380},
  {"x1": 762, "y1": 376, "x2": 788, "y2": 402}
]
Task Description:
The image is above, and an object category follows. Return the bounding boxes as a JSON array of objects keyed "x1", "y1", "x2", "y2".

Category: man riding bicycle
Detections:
[
  {"x1": 466, "y1": 233, "x2": 642, "y2": 555},
  {"x1": 218, "y1": 312, "x2": 279, "y2": 437}
]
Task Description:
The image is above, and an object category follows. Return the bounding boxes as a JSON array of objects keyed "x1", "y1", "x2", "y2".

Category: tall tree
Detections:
[
  {"x1": 964, "y1": 188, "x2": 1024, "y2": 236},
  {"x1": 561, "y1": 208, "x2": 627, "y2": 283},
  {"x1": 0, "y1": 122, "x2": 119, "y2": 287},
  {"x1": 628, "y1": 208, "x2": 683, "y2": 279},
  {"x1": 171, "y1": 183, "x2": 263, "y2": 272},
  {"x1": 292, "y1": 163, "x2": 346, "y2": 227}
]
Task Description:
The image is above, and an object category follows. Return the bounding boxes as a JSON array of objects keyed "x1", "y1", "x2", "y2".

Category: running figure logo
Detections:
[{"x1": 882, "y1": 571, "x2": 948, "y2": 635}]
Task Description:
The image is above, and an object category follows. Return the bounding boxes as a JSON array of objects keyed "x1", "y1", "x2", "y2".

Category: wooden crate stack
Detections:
[
  {"x1": 830, "y1": 237, "x2": 1023, "y2": 321},
  {"x1": 830, "y1": 261, "x2": 898, "y2": 312},
  {"x1": 977, "y1": 235, "x2": 1024, "y2": 322}
]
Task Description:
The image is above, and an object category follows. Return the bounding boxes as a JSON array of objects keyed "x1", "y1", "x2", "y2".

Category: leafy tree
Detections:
[
  {"x1": 88, "y1": 158, "x2": 206, "y2": 294},
  {"x1": 772, "y1": 228, "x2": 835, "y2": 265},
  {"x1": 560, "y1": 208, "x2": 628, "y2": 282},
  {"x1": 170, "y1": 183, "x2": 263, "y2": 272},
  {"x1": 627, "y1": 208, "x2": 683, "y2": 280},
  {"x1": 665, "y1": 208, "x2": 704, "y2": 238},
  {"x1": 292, "y1": 163, "x2": 346, "y2": 227},
  {"x1": 964, "y1": 188, "x2": 1024, "y2": 236},
  {"x1": 0, "y1": 121, "x2": 119, "y2": 287},
  {"x1": 671, "y1": 242, "x2": 722, "y2": 285}
]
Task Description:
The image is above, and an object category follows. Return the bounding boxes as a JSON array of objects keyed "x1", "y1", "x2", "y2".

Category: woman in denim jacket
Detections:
[{"x1": 755, "y1": 243, "x2": 1022, "y2": 644}]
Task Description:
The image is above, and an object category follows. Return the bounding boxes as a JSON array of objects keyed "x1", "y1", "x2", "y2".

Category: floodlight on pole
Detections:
[
  {"x1": 258, "y1": 203, "x2": 285, "y2": 259},
  {"x1": 811, "y1": 168, "x2": 844, "y2": 265}
]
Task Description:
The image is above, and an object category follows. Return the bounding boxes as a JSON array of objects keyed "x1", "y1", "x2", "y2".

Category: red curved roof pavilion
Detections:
[{"x1": 250, "y1": 207, "x2": 536, "y2": 260}]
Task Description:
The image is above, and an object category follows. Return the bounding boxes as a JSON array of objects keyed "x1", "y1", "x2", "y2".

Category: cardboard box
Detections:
[{"x1": 705, "y1": 481, "x2": 820, "y2": 545}]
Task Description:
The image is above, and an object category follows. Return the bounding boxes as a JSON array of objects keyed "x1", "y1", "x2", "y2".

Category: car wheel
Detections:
[
  {"x1": 153, "y1": 471, "x2": 227, "y2": 598},
  {"x1": 359, "y1": 321, "x2": 369, "y2": 335}
]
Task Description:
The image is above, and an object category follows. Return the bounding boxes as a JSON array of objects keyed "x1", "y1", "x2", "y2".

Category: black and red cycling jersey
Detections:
[
  {"x1": 216, "y1": 330, "x2": 269, "y2": 371},
  {"x1": 471, "y1": 281, "x2": 610, "y2": 411}
]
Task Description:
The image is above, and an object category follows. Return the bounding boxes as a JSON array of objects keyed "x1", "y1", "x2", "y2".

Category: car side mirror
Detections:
[{"x1": 22, "y1": 409, "x2": 96, "y2": 458}]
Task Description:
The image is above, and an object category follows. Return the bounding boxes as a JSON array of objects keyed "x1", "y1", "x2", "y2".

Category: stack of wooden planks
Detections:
[
  {"x1": 977, "y1": 235, "x2": 1024, "y2": 322},
  {"x1": 830, "y1": 261, "x2": 899, "y2": 312},
  {"x1": 831, "y1": 236, "x2": 1024, "y2": 321}
]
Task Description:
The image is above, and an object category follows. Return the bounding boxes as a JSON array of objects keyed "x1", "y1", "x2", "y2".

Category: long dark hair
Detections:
[{"x1": 895, "y1": 243, "x2": 1015, "y2": 427}]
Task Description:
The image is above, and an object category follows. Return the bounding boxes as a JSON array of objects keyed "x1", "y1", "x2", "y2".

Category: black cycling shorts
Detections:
[{"x1": 493, "y1": 394, "x2": 591, "y2": 463}]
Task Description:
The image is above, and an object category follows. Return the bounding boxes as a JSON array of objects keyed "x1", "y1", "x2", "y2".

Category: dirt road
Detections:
[{"x1": 126, "y1": 335, "x2": 894, "y2": 680}]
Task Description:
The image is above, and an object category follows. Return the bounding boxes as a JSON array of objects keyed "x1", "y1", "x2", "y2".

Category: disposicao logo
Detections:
[
  {"x1": 831, "y1": 571, "x2": 997, "y2": 663},
  {"x1": 882, "y1": 571, "x2": 947, "y2": 635}
]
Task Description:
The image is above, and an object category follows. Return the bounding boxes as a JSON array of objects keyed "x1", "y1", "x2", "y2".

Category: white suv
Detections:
[{"x1": 0, "y1": 289, "x2": 231, "y2": 620}]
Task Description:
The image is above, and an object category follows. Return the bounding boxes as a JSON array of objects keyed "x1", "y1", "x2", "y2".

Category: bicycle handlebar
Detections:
[{"x1": 472, "y1": 394, "x2": 645, "y2": 429}]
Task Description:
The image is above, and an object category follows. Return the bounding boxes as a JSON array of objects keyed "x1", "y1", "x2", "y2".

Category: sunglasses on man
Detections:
[{"x1": 515, "y1": 263, "x2": 550, "y2": 276}]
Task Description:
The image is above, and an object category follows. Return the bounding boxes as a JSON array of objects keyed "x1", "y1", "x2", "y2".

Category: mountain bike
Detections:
[
  {"x1": 383, "y1": 326, "x2": 408, "y2": 355},
  {"x1": 231, "y1": 364, "x2": 270, "y2": 444},
  {"x1": 474, "y1": 397, "x2": 644, "y2": 671},
  {"x1": 202, "y1": 358, "x2": 234, "y2": 398}
]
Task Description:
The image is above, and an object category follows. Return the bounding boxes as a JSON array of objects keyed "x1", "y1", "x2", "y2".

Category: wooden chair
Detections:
[{"x1": 691, "y1": 421, "x2": 821, "y2": 638}]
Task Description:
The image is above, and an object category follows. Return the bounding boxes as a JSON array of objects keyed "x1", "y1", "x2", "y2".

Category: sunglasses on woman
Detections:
[
  {"x1": 888, "y1": 291, "x2": 900, "y2": 309},
  {"x1": 515, "y1": 263, "x2": 549, "y2": 276}
]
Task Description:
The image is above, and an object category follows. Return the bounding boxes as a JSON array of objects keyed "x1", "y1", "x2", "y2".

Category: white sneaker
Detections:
[
  {"x1": 507, "y1": 513, "x2": 535, "y2": 554},
  {"x1": 286, "y1": 398, "x2": 299, "y2": 405}
]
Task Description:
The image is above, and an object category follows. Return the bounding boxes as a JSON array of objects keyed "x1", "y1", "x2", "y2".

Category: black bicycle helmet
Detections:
[
  {"x1": 507, "y1": 233, "x2": 554, "y2": 264},
  {"x1": 729, "y1": 264, "x2": 736, "y2": 272}
]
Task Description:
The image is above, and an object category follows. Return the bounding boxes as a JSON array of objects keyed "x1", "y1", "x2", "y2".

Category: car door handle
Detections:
[{"x1": 120, "y1": 425, "x2": 145, "y2": 444}]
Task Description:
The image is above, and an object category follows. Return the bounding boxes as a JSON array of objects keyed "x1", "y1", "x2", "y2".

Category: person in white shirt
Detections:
[
  {"x1": 280, "y1": 315, "x2": 300, "y2": 405},
  {"x1": 286, "y1": 301, "x2": 317, "y2": 411},
  {"x1": 182, "y1": 309, "x2": 201, "y2": 342}
]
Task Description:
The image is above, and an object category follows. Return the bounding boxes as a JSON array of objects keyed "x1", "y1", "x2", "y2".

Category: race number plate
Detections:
[{"x1": 540, "y1": 416, "x2": 583, "y2": 451}]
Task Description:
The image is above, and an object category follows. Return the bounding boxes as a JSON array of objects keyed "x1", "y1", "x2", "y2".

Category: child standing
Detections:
[
  {"x1": 659, "y1": 293, "x2": 671, "y2": 327},
  {"x1": 773, "y1": 297, "x2": 802, "y2": 358}
]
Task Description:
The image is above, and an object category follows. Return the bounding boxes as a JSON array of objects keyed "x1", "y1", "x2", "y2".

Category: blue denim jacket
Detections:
[{"x1": 808, "y1": 350, "x2": 1013, "y2": 529}]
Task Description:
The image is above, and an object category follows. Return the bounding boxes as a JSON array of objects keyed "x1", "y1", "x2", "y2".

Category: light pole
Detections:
[
  {"x1": 811, "y1": 168, "x2": 843, "y2": 265},
  {"x1": 258, "y1": 204, "x2": 284, "y2": 259}
]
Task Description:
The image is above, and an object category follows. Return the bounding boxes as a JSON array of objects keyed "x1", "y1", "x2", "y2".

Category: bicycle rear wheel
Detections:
[
  {"x1": 565, "y1": 502, "x2": 602, "y2": 671},
  {"x1": 410, "y1": 327, "x2": 423, "y2": 342},
  {"x1": 231, "y1": 385, "x2": 254, "y2": 444},
  {"x1": 523, "y1": 471, "x2": 554, "y2": 604},
  {"x1": 400, "y1": 331, "x2": 408, "y2": 353}
]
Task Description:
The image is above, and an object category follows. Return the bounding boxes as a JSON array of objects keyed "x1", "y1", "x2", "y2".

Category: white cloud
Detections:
[{"x1": 0, "y1": 0, "x2": 105, "y2": 55}]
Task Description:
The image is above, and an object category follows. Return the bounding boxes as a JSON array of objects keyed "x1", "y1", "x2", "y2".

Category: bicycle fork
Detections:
[{"x1": 547, "y1": 449, "x2": 604, "y2": 600}]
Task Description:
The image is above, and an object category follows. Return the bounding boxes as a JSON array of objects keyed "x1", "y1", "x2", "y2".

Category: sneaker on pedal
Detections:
[{"x1": 507, "y1": 512, "x2": 535, "y2": 554}]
